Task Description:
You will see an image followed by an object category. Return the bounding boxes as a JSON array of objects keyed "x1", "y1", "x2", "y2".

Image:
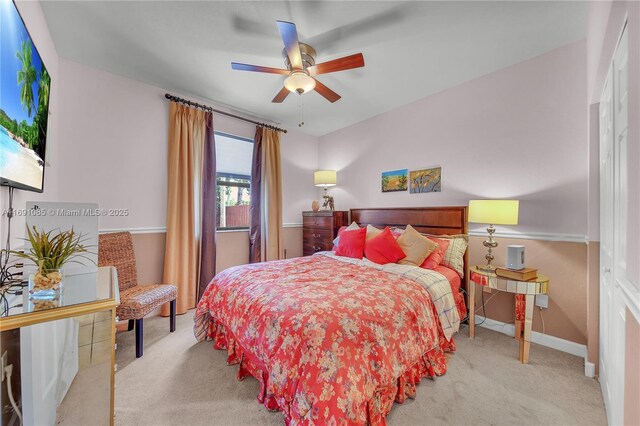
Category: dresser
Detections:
[
  {"x1": 0, "y1": 267, "x2": 119, "y2": 426},
  {"x1": 302, "y1": 211, "x2": 349, "y2": 256}
]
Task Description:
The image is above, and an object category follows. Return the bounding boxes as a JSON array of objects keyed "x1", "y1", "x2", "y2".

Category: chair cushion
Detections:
[{"x1": 116, "y1": 284, "x2": 178, "y2": 320}]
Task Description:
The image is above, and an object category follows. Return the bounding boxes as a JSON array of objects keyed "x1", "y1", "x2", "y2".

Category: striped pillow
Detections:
[
  {"x1": 439, "y1": 235, "x2": 468, "y2": 278},
  {"x1": 392, "y1": 227, "x2": 468, "y2": 278}
]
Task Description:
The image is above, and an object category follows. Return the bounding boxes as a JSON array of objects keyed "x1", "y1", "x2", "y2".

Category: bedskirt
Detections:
[{"x1": 196, "y1": 303, "x2": 456, "y2": 426}]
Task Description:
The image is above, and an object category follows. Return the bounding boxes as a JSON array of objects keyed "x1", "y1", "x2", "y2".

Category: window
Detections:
[{"x1": 215, "y1": 132, "x2": 253, "y2": 230}]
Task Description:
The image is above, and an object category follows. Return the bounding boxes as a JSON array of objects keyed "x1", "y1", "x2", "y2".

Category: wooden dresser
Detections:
[{"x1": 302, "y1": 210, "x2": 349, "y2": 256}]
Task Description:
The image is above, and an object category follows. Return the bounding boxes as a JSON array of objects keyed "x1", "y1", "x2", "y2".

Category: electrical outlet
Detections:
[
  {"x1": 1, "y1": 351, "x2": 7, "y2": 382},
  {"x1": 535, "y1": 294, "x2": 549, "y2": 309}
]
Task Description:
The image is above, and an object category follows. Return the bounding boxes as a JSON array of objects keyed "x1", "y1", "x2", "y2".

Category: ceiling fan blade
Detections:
[
  {"x1": 272, "y1": 87, "x2": 291, "y2": 103},
  {"x1": 307, "y1": 53, "x2": 365, "y2": 76},
  {"x1": 276, "y1": 20, "x2": 303, "y2": 70},
  {"x1": 313, "y1": 79, "x2": 341, "y2": 103},
  {"x1": 231, "y1": 62, "x2": 289, "y2": 75}
]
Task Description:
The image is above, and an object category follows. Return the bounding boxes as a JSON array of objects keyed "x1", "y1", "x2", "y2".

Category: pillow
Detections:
[
  {"x1": 335, "y1": 227, "x2": 367, "y2": 259},
  {"x1": 420, "y1": 237, "x2": 450, "y2": 270},
  {"x1": 396, "y1": 225, "x2": 438, "y2": 267},
  {"x1": 390, "y1": 228, "x2": 403, "y2": 239},
  {"x1": 424, "y1": 234, "x2": 468, "y2": 278},
  {"x1": 364, "y1": 227, "x2": 406, "y2": 264},
  {"x1": 333, "y1": 222, "x2": 360, "y2": 247},
  {"x1": 365, "y1": 224, "x2": 383, "y2": 241}
]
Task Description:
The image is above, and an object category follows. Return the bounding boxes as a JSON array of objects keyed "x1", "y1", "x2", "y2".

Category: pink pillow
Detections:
[
  {"x1": 364, "y1": 227, "x2": 406, "y2": 265},
  {"x1": 420, "y1": 237, "x2": 450, "y2": 270},
  {"x1": 335, "y1": 227, "x2": 367, "y2": 259}
]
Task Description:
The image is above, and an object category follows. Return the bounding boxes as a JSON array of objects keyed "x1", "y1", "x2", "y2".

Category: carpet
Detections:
[{"x1": 114, "y1": 312, "x2": 606, "y2": 425}]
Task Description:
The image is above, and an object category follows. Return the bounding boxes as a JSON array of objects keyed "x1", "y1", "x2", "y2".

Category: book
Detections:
[{"x1": 495, "y1": 267, "x2": 538, "y2": 281}]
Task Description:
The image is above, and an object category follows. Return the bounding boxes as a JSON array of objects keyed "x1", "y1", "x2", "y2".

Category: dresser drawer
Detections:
[
  {"x1": 303, "y1": 241, "x2": 334, "y2": 256},
  {"x1": 302, "y1": 215, "x2": 333, "y2": 229},
  {"x1": 303, "y1": 228, "x2": 334, "y2": 241}
]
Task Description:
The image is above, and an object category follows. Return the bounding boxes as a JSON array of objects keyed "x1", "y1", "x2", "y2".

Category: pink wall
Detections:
[
  {"x1": 318, "y1": 41, "x2": 588, "y2": 238},
  {"x1": 44, "y1": 58, "x2": 318, "y2": 231}
]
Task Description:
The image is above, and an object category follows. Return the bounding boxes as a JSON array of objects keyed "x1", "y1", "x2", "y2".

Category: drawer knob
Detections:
[
  {"x1": 313, "y1": 234, "x2": 321, "y2": 238},
  {"x1": 314, "y1": 246, "x2": 322, "y2": 251}
]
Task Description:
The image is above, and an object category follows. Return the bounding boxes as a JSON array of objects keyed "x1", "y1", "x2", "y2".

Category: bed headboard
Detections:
[{"x1": 350, "y1": 206, "x2": 469, "y2": 292}]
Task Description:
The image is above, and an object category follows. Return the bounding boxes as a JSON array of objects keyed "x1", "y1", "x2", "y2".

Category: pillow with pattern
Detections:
[{"x1": 424, "y1": 234, "x2": 468, "y2": 278}]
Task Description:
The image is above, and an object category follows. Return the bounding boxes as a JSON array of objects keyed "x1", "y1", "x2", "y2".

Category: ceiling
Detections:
[{"x1": 40, "y1": 1, "x2": 586, "y2": 136}]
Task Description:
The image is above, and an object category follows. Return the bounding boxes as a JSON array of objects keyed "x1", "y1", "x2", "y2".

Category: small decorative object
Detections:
[
  {"x1": 468, "y1": 199, "x2": 519, "y2": 272},
  {"x1": 311, "y1": 200, "x2": 320, "y2": 211},
  {"x1": 8, "y1": 226, "x2": 90, "y2": 300},
  {"x1": 381, "y1": 169, "x2": 408, "y2": 192},
  {"x1": 506, "y1": 245, "x2": 525, "y2": 270},
  {"x1": 410, "y1": 167, "x2": 441, "y2": 193},
  {"x1": 314, "y1": 170, "x2": 337, "y2": 211},
  {"x1": 322, "y1": 196, "x2": 335, "y2": 211},
  {"x1": 30, "y1": 268, "x2": 63, "y2": 299}
]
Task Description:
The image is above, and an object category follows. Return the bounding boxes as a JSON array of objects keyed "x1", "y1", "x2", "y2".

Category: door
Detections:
[
  {"x1": 599, "y1": 22, "x2": 628, "y2": 426},
  {"x1": 599, "y1": 66, "x2": 614, "y2": 417}
]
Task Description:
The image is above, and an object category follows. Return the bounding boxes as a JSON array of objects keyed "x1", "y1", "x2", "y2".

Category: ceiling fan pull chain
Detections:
[{"x1": 298, "y1": 95, "x2": 304, "y2": 127}]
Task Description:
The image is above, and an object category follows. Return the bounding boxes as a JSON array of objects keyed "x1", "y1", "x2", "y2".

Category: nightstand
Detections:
[
  {"x1": 468, "y1": 266, "x2": 549, "y2": 364},
  {"x1": 302, "y1": 210, "x2": 348, "y2": 256}
]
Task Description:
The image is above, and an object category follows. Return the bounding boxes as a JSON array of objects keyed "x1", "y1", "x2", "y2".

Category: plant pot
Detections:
[{"x1": 29, "y1": 268, "x2": 63, "y2": 300}]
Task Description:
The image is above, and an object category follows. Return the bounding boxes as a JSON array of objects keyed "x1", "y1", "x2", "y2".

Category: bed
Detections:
[{"x1": 194, "y1": 207, "x2": 468, "y2": 425}]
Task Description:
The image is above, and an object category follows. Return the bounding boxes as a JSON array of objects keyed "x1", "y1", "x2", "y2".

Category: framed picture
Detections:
[
  {"x1": 410, "y1": 167, "x2": 441, "y2": 193},
  {"x1": 381, "y1": 169, "x2": 408, "y2": 192}
]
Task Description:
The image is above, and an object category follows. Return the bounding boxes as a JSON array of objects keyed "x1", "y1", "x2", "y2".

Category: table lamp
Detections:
[
  {"x1": 468, "y1": 199, "x2": 519, "y2": 272},
  {"x1": 314, "y1": 170, "x2": 337, "y2": 211}
]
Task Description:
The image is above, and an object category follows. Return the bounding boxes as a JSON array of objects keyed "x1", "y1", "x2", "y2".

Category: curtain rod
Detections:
[{"x1": 164, "y1": 93, "x2": 287, "y2": 134}]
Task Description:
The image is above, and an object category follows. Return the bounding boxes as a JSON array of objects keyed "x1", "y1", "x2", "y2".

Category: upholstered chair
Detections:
[{"x1": 98, "y1": 232, "x2": 177, "y2": 358}]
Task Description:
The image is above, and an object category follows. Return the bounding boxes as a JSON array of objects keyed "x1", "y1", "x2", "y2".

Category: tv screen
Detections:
[{"x1": 0, "y1": 0, "x2": 51, "y2": 193}]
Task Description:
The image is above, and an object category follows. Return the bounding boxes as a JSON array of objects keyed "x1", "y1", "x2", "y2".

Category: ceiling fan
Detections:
[{"x1": 231, "y1": 20, "x2": 365, "y2": 103}]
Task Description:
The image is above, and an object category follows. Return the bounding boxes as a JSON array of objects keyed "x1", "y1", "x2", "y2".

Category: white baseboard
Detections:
[
  {"x1": 474, "y1": 315, "x2": 591, "y2": 376},
  {"x1": 584, "y1": 361, "x2": 596, "y2": 378}
]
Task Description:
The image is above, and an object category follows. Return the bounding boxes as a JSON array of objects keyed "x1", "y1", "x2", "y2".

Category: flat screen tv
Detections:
[{"x1": 0, "y1": 0, "x2": 51, "y2": 193}]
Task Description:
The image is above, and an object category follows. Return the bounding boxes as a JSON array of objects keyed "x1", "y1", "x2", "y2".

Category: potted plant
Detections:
[{"x1": 8, "y1": 226, "x2": 91, "y2": 299}]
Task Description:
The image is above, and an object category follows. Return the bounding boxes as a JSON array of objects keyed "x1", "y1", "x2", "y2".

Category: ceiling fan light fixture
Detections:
[{"x1": 284, "y1": 71, "x2": 315, "y2": 94}]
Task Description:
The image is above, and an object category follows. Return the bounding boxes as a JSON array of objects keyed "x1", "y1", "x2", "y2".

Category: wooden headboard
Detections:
[{"x1": 351, "y1": 206, "x2": 469, "y2": 292}]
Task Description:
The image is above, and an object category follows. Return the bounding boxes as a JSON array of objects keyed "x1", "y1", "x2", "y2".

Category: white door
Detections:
[
  {"x1": 599, "y1": 66, "x2": 614, "y2": 416},
  {"x1": 599, "y1": 22, "x2": 629, "y2": 426}
]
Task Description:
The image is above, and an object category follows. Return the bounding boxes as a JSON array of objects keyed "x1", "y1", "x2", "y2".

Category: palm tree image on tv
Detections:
[
  {"x1": 1, "y1": 0, "x2": 51, "y2": 191},
  {"x1": 1, "y1": 40, "x2": 49, "y2": 161}
]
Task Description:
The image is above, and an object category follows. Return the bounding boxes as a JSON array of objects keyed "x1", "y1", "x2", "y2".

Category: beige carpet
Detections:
[{"x1": 114, "y1": 312, "x2": 606, "y2": 425}]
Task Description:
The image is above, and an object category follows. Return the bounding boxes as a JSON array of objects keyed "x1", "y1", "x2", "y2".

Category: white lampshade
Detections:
[
  {"x1": 468, "y1": 199, "x2": 519, "y2": 225},
  {"x1": 284, "y1": 71, "x2": 316, "y2": 94},
  {"x1": 314, "y1": 170, "x2": 337, "y2": 187}
]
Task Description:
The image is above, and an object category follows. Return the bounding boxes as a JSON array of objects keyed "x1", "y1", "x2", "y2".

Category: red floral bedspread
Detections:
[{"x1": 194, "y1": 255, "x2": 457, "y2": 425}]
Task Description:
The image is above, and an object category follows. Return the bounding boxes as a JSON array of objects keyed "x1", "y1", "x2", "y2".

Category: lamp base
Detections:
[
  {"x1": 477, "y1": 264, "x2": 497, "y2": 273},
  {"x1": 481, "y1": 224, "x2": 498, "y2": 273}
]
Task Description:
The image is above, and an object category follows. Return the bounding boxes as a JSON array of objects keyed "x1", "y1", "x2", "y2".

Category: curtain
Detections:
[
  {"x1": 249, "y1": 127, "x2": 263, "y2": 263},
  {"x1": 249, "y1": 127, "x2": 283, "y2": 262},
  {"x1": 163, "y1": 103, "x2": 209, "y2": 315},
  {"x1": 262, "y1": 128, "x2": 283, "y2": 261},
  {"x1": 198, "y1": 113, "x2": 216, "y2": 300}
]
